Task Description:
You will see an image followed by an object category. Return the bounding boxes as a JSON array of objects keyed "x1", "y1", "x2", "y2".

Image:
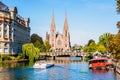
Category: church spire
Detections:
[
  {"x1": 64, "y1": 12, "x2": 69, "y2": 30},
  {"x1": 50, "y1": 11, "x2": 56, "y2": 29}
]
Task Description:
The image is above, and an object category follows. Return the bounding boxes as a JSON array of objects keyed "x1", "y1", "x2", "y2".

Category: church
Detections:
[{"x1": 46, "y1": 12, "x2": 71, "y2": 52}]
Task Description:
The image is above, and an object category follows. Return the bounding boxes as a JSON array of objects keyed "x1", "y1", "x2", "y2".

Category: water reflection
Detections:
[
  {"x1": 0, "y1": 61, "x2": 31, "y2": 69},
  {"x1": 0, "y1": 57, "x2": 119, "y2": 80},
  {"x1": 116, "y1": 72, "x2": 120, "y2": 80},
  {"x1": 55, "y1": 57, "x2": 82, "y2": 65}
]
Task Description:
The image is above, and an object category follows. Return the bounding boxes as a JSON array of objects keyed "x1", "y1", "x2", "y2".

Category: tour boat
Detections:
[
  {"x1": 106, "y1": 59, "x2": 115, "y2": 69},
  {"x1": 89, "y1": 58, "x2": 107, "y2": 69},
  {"x1": 33, "y1": 61, "x2": 54, "y2": 69}
]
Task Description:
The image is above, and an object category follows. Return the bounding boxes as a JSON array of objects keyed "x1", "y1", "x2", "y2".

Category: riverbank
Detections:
[
  {"x1": 116, "y1": 63, "x2": 120, "y2": 74},
  {"x1": 0, "y1": 59, "x2": 29, "y2": 64},
  {"x1": 0, "y1": 57, "x2": 117, "y2": 80}
]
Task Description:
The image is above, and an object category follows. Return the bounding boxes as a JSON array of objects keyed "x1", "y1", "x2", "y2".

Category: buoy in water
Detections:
[{"x1": 80, "y1": 71, "x2": 87, "y2": 74}]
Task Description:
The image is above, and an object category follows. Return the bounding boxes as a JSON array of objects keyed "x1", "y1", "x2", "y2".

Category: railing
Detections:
[{"x1": 40, "y1": 52, "x2": 87, "y2": 57}]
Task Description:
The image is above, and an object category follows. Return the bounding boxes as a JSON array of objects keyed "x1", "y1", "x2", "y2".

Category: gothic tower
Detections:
[
  {"x1": 48, "y1": 12, "x2": 71, "y2": 52},
  {"x1": 49, "y1": 12, "x2": 56, "y2": 50},
  {"x1": 63, "y1": 13, "x2": 71, "y2": 52}
]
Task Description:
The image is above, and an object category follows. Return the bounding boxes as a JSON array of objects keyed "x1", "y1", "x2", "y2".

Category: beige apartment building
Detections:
[{"x1": 0, "y1": 2, "x2": 30, "y2": 54}]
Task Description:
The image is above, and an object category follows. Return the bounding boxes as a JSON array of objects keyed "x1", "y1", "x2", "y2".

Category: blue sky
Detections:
[{"x1": 3, "y1": 0, "x2": 119, "y2": 46}]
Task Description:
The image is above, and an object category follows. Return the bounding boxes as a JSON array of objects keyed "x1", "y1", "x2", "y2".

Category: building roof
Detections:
[
  {"x1": 90, "y1": 58, "x2": 107, "y2": 62},
  {"x1": 0, "y1": 1, "x2": 9, "y2": 11}
]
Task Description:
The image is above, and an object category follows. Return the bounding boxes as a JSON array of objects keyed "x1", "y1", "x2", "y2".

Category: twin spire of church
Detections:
[
  {"x1": 50, "y1": 11, "x2": 69, "y2": 33},
  {"x1": 64, "y1": 12, "x2": 69, "y2": 31},
  {"x1": 50, "y1": 11, "x2": 56, "y2": 30},
  {"x1": 48, "y1": 11, "x2": 71, "y2": 52}
]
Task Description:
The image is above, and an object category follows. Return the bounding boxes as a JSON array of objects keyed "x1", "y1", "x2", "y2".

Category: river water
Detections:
[{"x1": 0, "y1": 57, "x2": 119, "y2": 80}]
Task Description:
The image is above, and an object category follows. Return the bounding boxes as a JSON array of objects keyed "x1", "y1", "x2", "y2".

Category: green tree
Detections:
[
  {"x1": 72, "y1": 44, "x2": 83, "y2": 52},
  {"x1": 39, "y1": 44, "x2": 46, "y2": 52},
  {"x1": 34, "y1": 40, "x2": 41, "y2": 48},
  {"x1": 99, "y1": 33, "x2": 111, "y2": 47},
  {"x1": 44, "y1": 40, "x2": 51, "y2": 52},
  {"x1": 31, "y1": 34, "x2": 43, "y2": 44},
  {"x1": 87, "y1": 39, "x2": 95, "y2": 46},
  {"x1": 22, "y1": 43, "x2": 40, "y2": 62},
  {"x1": 117, "y1": 0, "x2": 120, "y2": 12},
  {"x1": 107, "y1": 32, "x2": 120, "y2": 59},
  {"x1": 34, "y1": 40, "x2": 46, "y2": 52},
  {"x1": 84, "y1": 42, "x2": 97, "y2": 53},
  {"x1": 79, "y1": 45, "x2": 83, "y2": 51},
  {"x1": 97, "y1": 43, "x2": 107, "y2": 53}
]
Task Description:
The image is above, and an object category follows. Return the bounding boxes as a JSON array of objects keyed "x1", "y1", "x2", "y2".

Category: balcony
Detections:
[
  {"x1": 0, "y1": 17, "x2": 4, "y2": 21},
  {"x1": 5, "y1": 18, "x2": 9, "y2": 22},
  {"x1": 3, "y1": 35, "x2": 8, "y2": 40}
]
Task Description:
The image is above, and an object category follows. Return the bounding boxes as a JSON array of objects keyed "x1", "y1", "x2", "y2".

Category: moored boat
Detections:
[
  {"x1": 33, "y1": 61, "x2": 54, "y2": 69},
  {"x1": 106, "y1": 59, "x2": 115, "y2": 69},
  {"x1": 89, "y1": 58, "x2": 107, "y2": 69}
]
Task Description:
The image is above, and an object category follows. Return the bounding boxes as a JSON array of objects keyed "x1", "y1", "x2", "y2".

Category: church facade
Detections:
[{"x1": 46, "y1": 12, "x2": 71, "y2": 52}]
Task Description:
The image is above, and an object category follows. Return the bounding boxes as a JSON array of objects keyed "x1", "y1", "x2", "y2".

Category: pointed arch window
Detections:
[
  {"x1": 52, "y1": 30, "x2": 54, "y2": 36},
  {"x1": 65, "y1": 30, "x2": 67, "y2": 37},
  {"x1": 57, "y1": 40, "x2": 62, "y2": 45},
  {"x1": 65, "y1": 44, "x2": 67, "y2": 47}
]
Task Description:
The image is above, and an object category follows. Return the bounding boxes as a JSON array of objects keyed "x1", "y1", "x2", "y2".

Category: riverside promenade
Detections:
[{"x1": 116, "y1": 63, "x2": 120, "y2": 74}]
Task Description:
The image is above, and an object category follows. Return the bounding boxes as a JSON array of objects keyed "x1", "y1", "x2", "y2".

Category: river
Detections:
[{"x1": 0, "y1": 57, "x2": 119, "y2": 80}]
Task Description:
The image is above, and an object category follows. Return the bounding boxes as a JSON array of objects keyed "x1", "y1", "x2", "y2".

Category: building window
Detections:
[
  {"x1": 0, "y1": 48, "x2": 2, "y2": 53},
  {"x1": 4, "y1": 43, "x2": 7, "y2": 47},
  {"x1": 65, "y1": 44, "x2": 67, "y2": 47},
  {"x1": 4, "y1": 48, "x2": 8, "y2": 53}
]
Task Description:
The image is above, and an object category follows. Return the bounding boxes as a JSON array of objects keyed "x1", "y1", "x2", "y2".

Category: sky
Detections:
[{"x1": 2, "y1": 0, "x2": 120, "y2": 46}]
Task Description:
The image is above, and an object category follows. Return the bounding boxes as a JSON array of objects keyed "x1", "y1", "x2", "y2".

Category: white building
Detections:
[{"x1": 0, "y1": 1, "x2": 30, "y2": 54}]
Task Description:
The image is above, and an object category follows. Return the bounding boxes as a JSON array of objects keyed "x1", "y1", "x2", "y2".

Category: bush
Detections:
[
  {"x1": 2, "y1": 54, "x2": 11, "y2": 61},
  {"x1": 9, "y1": 56, "x2": 16, "y2": 60},
  {"x1": 16, "y1": 53, "x2": 25, "y2": 60}
]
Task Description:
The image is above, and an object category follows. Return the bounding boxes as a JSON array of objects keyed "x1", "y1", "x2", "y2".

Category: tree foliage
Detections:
[
  {"x1": 31, "y1": 34, "x2": 48, "y2": 52},
  {"x1": 117, "y1": 0, "x2": 120, "y2": 12},
  {"x1": 99, "y1": 33, "x2": 111, "y2": 47},
  {"x1": 84, "y1": 40, "x2": 107, "y2": 54},
  {"x1": 84, "y1": 42, "x2": 97, "y2": 53},
  {"x1": 31, "y1": 34, "x2": 43, "y2": 44},
  {"x1": 97, "y1": 43, "x2": 106, "y2": 53},
  {"x1": 22, "y1": 43, "x2": 40, "y2": 62},
  {"x1": 44, "y1": 40, "x2": 51, "y2": 52},
  {"x1": 39, "y1": 44, "x2": 46, "y2": 52},
  {"x1": 87, "y1": 39, "x2": 95, "y2": 46},
  {"x1": 72, "y1": 44, "x2": 83, "y2": 52},
  {"x1": 107, "y1": 32, "x2": 120, "y2": 59},
  {"x1": 34, "y1": 40, "x2": 41, "y2": 48}
]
